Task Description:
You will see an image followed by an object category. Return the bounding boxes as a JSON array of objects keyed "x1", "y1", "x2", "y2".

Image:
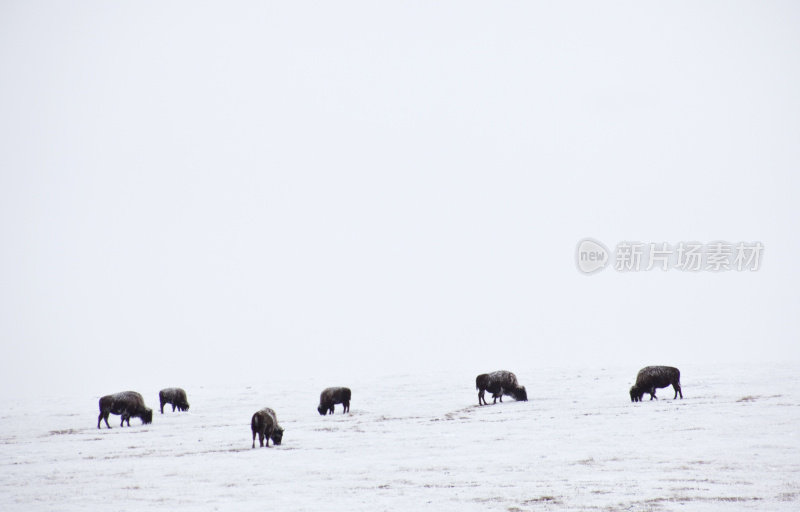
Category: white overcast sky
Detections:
[{"x1": 1, "y1": 2, "x2": 799, "y2": 396}]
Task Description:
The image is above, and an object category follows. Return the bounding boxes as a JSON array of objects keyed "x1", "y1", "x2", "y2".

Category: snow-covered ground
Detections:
[{"x1": 1, "y1": 364, "x2": 798, "y2": 511}]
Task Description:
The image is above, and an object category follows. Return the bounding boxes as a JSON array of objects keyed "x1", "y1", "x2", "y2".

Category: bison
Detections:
[
  {"x1": 251, "y1": 408, "x2": 284, "y2": 448},
  {"x1": 159, "y1": 387, "x2": 190, "y2": 413},
  {"x1": 476, "y1": 371, "x2": 528, "y2": 405},
  {"x1": 629, "y1": 366, "x2": 683, "y2": 402},
  {"x1": 97, "y1": 391, "x2": 153, "y2": 429},
  {"x1": 317, "y1": 387, "x2": 351, "y2": 415}
]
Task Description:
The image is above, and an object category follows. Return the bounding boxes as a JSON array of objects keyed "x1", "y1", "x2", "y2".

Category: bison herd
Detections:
[{"x1": 96, "y1": 366, "x2": 683, "y2": 447}]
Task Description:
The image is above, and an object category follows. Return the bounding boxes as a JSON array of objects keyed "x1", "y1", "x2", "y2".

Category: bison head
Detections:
[
  {"x1": 271, "y1": 426, "x2": 284, "y2": 445},
  {"x1": 512, "y1": 386, "x2": 528, "y2": 402},
  {"x1": 629, "y1": 386, "x2": 643, "y2": 402},
  {"x1": 317, "y1": 405, "x2": 327, "y2": 416},
  {"x1": 180, "y1": 402, "x2": 190, "y2": 411},
  {"x1": 142, "y1": 408, "x2": 153, "y2": 424}
]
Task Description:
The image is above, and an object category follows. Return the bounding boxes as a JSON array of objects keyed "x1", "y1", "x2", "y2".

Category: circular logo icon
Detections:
[{"x1": 576, "y1": 238, "x2": 609, "y2": 274}]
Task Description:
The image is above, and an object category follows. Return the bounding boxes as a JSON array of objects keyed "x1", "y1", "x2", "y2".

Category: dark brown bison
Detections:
[
  {"x1": 317, "y1": 387, "x2": 351, "y2": 415},
  {"x1": 97, "y1": 391, "x2": 153, "y2": 429},
  {"x1": 251, "y1": 408, "x2": 284, "y2": 448},
  {"x1": 630, "y1": 366, "x2": 683, "y2": 402},
  {"x1": 476, "y1": 371, "x2": 528, "y2": 405},
  {"x1": 159, "y1": 387, "x2": 190, "y2": 413}
]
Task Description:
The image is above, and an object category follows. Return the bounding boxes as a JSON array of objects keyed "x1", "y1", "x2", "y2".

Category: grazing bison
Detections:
[
  {"x1": 159, "y1": 387, "x2": 190, "y2": 413},
  {"x1": 317, "y1": 387, "x2": 351, "y2": 415},
  {"x1": 97, "y1": 391, "x2": 153, "y2": 429},
  {"x1": 251, "y1": 408, "x2": 284, "y2": 448},
  {"x1": 476, "y1": 371, "x2": 528, "y2": 405},
  {"x1": 630, "y1": 366, "x2": 683, "y2": 402}
]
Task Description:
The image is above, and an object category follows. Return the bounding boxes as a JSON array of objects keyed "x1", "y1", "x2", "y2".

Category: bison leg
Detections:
[
  {"x1": 343, "y1": 400, "x2": 350, "y2": 413},
  {"x1": 172, "y1": 404, "x2": 176, "y2": 412},
  {"x1": 252, "y1": 431, "x2": 257, "y2": 449},
  {"x1": 649, "y1": 388, "x2": 657, "y2": 400},
  {"x1": 160, "y1": 402, "x2": 165, "y2": 414},
  {"x1": 261, "y1": 432, "x2": 268, "y2": 447},
  {"x1": 673, "y1": 383, "x2": 683, "y2": 399},
  {"x1": 478, "y1": 389, "x2": 484, "y2": 406},
  {"x1": 98, "y1": 412, "x2": 111, "y2": 429},
  {"x1": 330, "y1": 405, "x2": 335, "y2": 415}
]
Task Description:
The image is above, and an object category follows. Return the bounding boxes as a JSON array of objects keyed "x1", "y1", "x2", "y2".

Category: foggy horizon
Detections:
[{"x1": 2, "y1": 2, "x2": 799, "y2": 398}]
